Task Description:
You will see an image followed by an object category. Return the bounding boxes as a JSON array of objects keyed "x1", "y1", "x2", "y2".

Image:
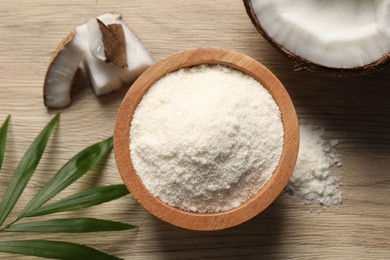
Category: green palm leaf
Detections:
[
  {"x1": 20, "y1": 137, "x2": 113, "y2": 218},
  {"x1": 0, "y1": 240, "x2": 120, "y2": 260},
  {"x1": 2, "y1": 218, "x2": 136, "y2": 233},
  {"x1": 0, "y1": 114, "x2": 59, "y2": 226},
  {"x1": 0, "y1": 116, "x2": 133, "y2": 259},
  {"x1": 0, "y1": 115, "x2": 10, "y2": 173},
  {"x1": 23, "y1": 184, "x2": 129, "y2": 217}
]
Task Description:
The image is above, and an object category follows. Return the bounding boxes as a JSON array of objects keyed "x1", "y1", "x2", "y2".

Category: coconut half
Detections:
[
  {"x1": 244, "y1": 0, "x2": 390, "y2": 75},
  {"x1": 44, "y1": 13, "x2": 154, "y2": 108}
]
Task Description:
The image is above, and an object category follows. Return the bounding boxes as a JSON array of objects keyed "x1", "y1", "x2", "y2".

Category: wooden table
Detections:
[{"x1": 0, "y1": 1, "x2": 389, "y2": 259}]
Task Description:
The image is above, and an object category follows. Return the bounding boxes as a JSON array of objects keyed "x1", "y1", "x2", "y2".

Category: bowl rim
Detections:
[{"x1": 114, "y1": 47, "x2": 299, "y2": 231}]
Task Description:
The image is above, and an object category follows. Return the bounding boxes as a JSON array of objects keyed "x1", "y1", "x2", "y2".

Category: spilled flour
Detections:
[{"x1": 286, "y1": 125, "x2": 342, "y2": 206}]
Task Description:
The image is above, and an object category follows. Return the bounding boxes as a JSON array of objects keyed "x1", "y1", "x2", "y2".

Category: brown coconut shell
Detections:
[
  {"x1": 243, "y1": 0, "x2": 390, "y2": 77},
  {"x1": 97, "y1": 19, "x2": 128, "y2": 69}
]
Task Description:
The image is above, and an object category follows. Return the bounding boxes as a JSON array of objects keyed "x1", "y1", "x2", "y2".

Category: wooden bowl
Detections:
[{"x1": 114, "y1": 48, "x2": 299, "y2": 231}]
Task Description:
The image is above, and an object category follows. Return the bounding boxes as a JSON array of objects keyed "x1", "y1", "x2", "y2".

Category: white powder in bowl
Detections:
[
  {"x1": 286, "y1": 125, "x2": 342, "y2": 206},
  {"x1": 130, "y1": 65, "x2": 284, "y2": 212}
]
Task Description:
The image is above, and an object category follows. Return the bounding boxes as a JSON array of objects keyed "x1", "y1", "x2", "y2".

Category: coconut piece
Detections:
[
  {"x1": 43, "y1": 32, "x2": 85, "y2": 108},
  {"x1": 75, "y1": 21, "x2": 123, "y2": 96},
  {"x1": 244, "y1": 0, "x2": 390, "y2": 75},
  {"x1": 44, "y1": 12, "x2": 154, "y2": 108},
  {"x1": 79, "y1": 13, "x2": 154, "y2": 95}
]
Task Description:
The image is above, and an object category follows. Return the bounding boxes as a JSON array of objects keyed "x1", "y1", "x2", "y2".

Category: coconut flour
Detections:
[
  {"x1": 286, "y1": 125, "x2": 342, "y2": 206},
  {"x1": 130, "y1": 65, "x2": 284, "y2": 212}
]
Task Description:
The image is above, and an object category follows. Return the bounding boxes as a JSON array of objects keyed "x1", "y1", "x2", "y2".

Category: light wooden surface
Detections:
[{"x1": 0, "y1": 0, "x2": 389, "y2": 259}]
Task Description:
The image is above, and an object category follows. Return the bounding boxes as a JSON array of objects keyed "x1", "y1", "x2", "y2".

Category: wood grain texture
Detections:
[
  {"x1": 114, "y1": 48, "x2": 299, "y2": 230},
  {"x1": 0, "y1": 0, "x2": 389, "y2": 259}
]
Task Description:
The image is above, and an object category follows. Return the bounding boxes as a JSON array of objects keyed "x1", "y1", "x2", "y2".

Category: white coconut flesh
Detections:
[
  {"x1": 76, "y1": 13, "x2": 154, "y2": 96},
  {"x1": 44, "y1": 13, "x2": 154, "y2": 108},
  {"x1": 251, "y1": 0, "x2": 390, "y2": 68}
]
